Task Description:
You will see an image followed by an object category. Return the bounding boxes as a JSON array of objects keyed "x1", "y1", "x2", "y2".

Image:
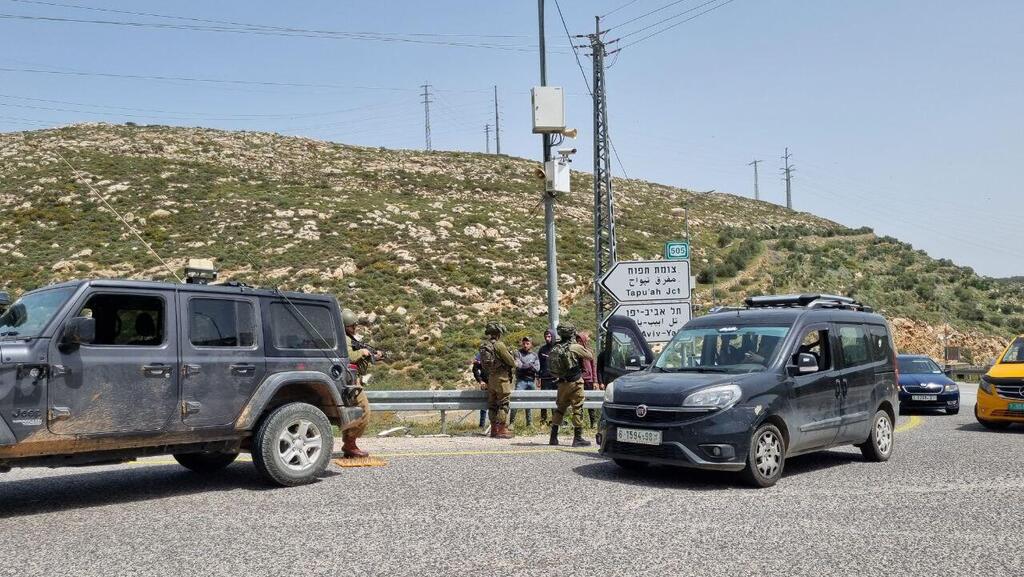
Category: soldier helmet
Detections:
[
  {"x1": 341, "y1": 308, "x2": 360, "y2": 327},
  {"x1": 556, "y1": 323, "x2": 576, "y2": 341},
  {"x1": 485, "y1": 321, "x2": 506, "y2": 337}
]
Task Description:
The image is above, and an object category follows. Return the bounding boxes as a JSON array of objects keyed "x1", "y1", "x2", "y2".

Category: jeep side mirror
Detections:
[
  {"x1": 60, "y1": 317, "x2": 96, "y2": 351},
  {"x1": 789, "y1": 353, "x2": 819, "y2": 375}
]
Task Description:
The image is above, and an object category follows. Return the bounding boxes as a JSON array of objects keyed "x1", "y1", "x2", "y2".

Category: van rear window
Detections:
[
  {"x1": 269, "y1": 302, "x2": 336, "y2": 350},
  {"x1": 867, "y1": 324, "x2": 894, "y2": 364}
]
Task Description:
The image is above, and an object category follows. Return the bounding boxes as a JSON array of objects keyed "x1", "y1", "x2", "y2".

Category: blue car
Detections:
[{"x1": 897, "y1": 355, "x2": 959, "y2": 414}]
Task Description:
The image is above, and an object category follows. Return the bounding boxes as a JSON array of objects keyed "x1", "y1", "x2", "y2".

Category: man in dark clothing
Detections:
[
  {"x1": 509, "y1": 336, "x2": 539, "y2": 427},
  {"x1": 472, "y1": 352, "x2": 488, "y2": 428},
  {"x1": 536, "y1": 329, "x2": 557, "y2": 424}
]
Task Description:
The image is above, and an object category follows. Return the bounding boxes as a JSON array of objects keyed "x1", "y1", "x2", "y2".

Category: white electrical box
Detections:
[
  {"x1": 531, "y1": 86, "x2": 565, "y2": 134},
  {"x1": 545, "y1": 158, "x2": 570, "y2": 194}
]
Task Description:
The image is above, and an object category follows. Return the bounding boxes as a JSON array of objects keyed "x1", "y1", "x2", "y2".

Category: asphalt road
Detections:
[{"x1": 1, "y1": 384, "x2": 1021, "y2": 577}]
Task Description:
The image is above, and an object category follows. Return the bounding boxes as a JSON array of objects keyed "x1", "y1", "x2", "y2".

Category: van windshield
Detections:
[
  {"x1": 1002, "y1": 338, "x2": 1024, "y2": 364},
  {"x1": 655, "y1": 325, "x2": 791, "y2": 373},
  {"x1": 0, "y1": 287, "x2": 76, "y2": 339}
]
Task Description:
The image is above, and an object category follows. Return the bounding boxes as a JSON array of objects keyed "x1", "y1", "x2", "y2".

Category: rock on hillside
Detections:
[{"x1": 0, "y1": 123, "x2": 1018, "y2": 385}]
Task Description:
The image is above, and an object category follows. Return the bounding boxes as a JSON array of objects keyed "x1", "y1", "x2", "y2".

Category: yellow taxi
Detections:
[{"x1": 976, "y1": 336, "x2": 1024, "y2": 429}]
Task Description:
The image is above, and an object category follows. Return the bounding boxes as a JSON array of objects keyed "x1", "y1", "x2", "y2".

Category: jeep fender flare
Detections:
[{"x1": 235, "y1": 371, "x2": 346, "y2": 431}]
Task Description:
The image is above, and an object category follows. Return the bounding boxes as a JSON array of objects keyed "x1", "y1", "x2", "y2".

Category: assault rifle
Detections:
[{"x1": 349, "y1": 335, "x2": 391, "y2": 363}]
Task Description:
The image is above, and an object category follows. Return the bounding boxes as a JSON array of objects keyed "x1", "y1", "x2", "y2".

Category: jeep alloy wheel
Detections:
[{"x1": 252, "y1": 402, "x2": 333, "y2": 486}]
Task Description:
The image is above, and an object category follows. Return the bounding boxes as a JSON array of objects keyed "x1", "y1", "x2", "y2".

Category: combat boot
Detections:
[
  {"x1": 495, "y1": 423, "x2": 514, "y2": 439},
  {"x1": 342, "y1": 435, "x2": 369, "y2": 458},
  {"x1": 548, "y1": 425, "x2": 559, "y2": 446},
  {"x1": 572, "y1": 427, "x2": 592, "y2": 448}
]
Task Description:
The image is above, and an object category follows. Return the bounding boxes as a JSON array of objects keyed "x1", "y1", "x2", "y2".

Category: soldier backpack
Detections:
[
  {"x1": 548, "y1": 341, "x2": 582, "y2": 382},
  {"x1": 479, "y1": 340, "x2": 505, "y2": 376}
]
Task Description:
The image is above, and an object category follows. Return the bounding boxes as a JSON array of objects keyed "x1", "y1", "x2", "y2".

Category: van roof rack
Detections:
[{"x1": 743, "y1": 293, "x2": 873, "y2": 312}]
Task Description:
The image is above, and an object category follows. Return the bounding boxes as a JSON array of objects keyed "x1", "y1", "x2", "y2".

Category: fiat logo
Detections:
[{"x1": 635, "y1": 405, "x2": 648, "y2": 418}]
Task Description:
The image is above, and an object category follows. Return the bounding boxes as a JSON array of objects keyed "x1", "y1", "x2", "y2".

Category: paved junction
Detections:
[{"x1": 1, "y1": 384, "x2": 1021, "y2": 577}]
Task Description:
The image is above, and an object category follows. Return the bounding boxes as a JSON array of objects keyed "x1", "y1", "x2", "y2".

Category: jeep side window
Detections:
[
  {"x1": 796, "y1": 329, "x2": 831, "y2": 372},
  {"x1": 78, "y1": 293, "x2": 164, "y2": 346},
  {"x1": 837, "y1": 324, "x2": 870, "y2": 368},
  {"x1": 269, "y1": 302, "x2": 337, "y2": 350},
  {"x1": 189, "y1": 298, "x2": 256, "y2": 348}
]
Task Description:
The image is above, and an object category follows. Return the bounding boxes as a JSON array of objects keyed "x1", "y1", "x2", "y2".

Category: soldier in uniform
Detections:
[
  {"x1": 341, "y1": 308, "x2": 383, "y2": 458},
  {"x1": 548, "y1": 323, "x2": 594, "y2": 448},
  {"x1": 480, "y1": 321, "x2": 516, "y2": 439}
]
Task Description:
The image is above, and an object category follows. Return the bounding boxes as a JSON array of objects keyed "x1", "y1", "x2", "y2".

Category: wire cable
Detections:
[
  {"x1": 618, "y1": 0, "x2": 738, "y2": 49},
  {"x1": 601, "y1": 0, "x2": 643, "y2": 20}
]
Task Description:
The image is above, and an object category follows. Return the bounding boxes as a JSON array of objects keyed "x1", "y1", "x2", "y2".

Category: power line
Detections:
[
  {"x1": 600, "y1": 0, "x2": 643, "y2": 20},
  {"x1": 605, "y1": 0, "x2": 694, "y2": 31},
  {"x1": 0, "y1": 12, "x2": 546, "y2": 52},
  {"x1": 618, "y1": 0, "x2": 739, "y2": 49}
]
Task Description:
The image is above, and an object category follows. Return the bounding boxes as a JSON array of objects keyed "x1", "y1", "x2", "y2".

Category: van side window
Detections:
[
  {"x1": 796, "y1": 329, "x2": 831, "y2": 372},
  {"x1": 269, "y1": 302, "x2": 337, "y2": 350},
  {"x1": 867, "y1": 324, "x2": 893, "y2": 364},
  {"x1": 838, "y1": 324, "x2": 870, "y2": 367},
  {"x1": 189, "y1": 298, "x2": 256, "y2": 348},
  {"x1": 78, "y1": 293, "x2": 164, "y2": 346}
]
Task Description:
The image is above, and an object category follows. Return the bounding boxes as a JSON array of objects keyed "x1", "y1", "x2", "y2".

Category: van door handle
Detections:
[
  {"x1": 840, "y1": 378, "x2": 849, "y2": 397},
  {"x1": 230, "y1": 363, "x2": 256, "y2": 376},
  {"x1": 834, "y1": 379, "x2": 842, "y2": 398},
  {"x1": 142, "y1": 363, "x2": 171, "y2": 378}
]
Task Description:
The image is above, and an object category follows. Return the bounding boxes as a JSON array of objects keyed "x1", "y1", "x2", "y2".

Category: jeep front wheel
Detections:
[
  {"x1": 251, "y1": 402, "x2": 333, "y2": 487},
  {"x1": 174, "y1": 451, "x2": 239, "y2": 473}
]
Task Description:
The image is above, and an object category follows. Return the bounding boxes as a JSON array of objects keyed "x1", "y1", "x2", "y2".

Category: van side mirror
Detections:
[
  {"x1": 789, "y1": 353, "x2": 819, "y2": 375},
  {"x1": 625, "y1": 356, "x2": 647, "y2": 371},
  {"x1": 59, "y1": 317, "x2": 96, "y2": 351}
]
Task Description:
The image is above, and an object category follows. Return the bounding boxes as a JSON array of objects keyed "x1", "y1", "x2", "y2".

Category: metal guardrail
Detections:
[{"x1": 365, "y1": 389, "x2": 605, "y2": 434}]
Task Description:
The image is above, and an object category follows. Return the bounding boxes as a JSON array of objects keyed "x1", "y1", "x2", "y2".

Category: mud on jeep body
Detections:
[{"x1": 0, "y1": 279, "x2": 363, "y2": 486}]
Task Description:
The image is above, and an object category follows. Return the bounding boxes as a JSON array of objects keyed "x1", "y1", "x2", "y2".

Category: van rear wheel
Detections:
[
  {"x1": 860, "y1": 410, "x2": 894, "y2": 462},
  {"x1": 741, "y1": 423, "x2": 785, "y2": 488}
]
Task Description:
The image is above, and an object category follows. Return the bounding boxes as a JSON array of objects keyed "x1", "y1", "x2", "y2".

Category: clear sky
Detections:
[{"x1": 1, "y1": 0, "x2": 1021, "y2": 276}]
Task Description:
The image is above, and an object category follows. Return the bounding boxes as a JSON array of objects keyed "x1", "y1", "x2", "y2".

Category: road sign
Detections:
[
  {"x1": 603, "y1": 301, "x2": 691, "y2": 343},
  {"x1": 664, "y1": 241, "x2": 689, "y2": 260},
  {"x1": 600, "y1": 260, "x2": 691, "y2": 302}
]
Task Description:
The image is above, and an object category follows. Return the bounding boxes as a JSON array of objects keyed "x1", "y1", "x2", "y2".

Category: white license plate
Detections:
[
  {"x1": 911, "y1": 395, "x2": 938, "y2": 401},
  {"x1": 616, "y1": 427, "x2": 662, "y2": 446}
]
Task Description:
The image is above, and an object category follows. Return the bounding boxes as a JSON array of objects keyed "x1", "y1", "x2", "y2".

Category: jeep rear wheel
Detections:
[
  {"x1": 251, "y1": 402, "x2": 333, "y2": 487},
  {"x1": 174, "y1": 451, "x2": 239, "y2": 473}
]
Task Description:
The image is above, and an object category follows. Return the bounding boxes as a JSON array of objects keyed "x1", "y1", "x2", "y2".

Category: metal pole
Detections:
[
  {"x1": 539, "y1": 0, "x2": 558, "y2": 332},
  {"x1": 494, "y1": 85, "x2": 501, "y2": 155},
  {"x1": 421, "y1": 83, "x2": 432, "y2": 151},
  {"x1": 485, "y1": 124, "x2": 491, "y2": 154}
]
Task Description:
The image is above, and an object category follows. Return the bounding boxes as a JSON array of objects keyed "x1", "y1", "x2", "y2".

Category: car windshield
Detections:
[
  {"x1": 655, "y1": 325, "x2": 791, "y2": 373},
  {"x1": 0, "y1": 287, "x2": 76, "y2": 339},
  {"x1": 898, "y1": 357, "x2": 942, "y2": 374},
  {"x1": 1002, "y1": 337, "x2": 1024, "y2": 364}
]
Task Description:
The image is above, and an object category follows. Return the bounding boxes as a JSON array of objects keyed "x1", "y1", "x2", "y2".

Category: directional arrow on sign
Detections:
[{"x1": 600, "y1": 260, "x2": 691, "y2": 303}]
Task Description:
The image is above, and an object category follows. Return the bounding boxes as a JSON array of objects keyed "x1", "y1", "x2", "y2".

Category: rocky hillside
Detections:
[{"x1": 0, "y1": 124, "x2": 1018, "y2": 385}]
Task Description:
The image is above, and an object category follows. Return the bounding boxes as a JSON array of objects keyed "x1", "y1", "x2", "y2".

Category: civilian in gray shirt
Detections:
[{"x1": 508, "y1": 336, "x2": 540, "y2": 427}]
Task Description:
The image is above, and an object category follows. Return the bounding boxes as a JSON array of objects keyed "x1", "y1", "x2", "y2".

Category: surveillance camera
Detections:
[{"x1": 557, "y1": 147, "x2": 577, "y2": 156}]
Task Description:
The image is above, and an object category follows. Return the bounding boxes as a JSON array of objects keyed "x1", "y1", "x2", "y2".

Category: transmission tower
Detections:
[
  {"x1": 589, "y1": 17, "x2": 618, "y2": 349},
  {"x1": 781, "y1": 148, "x2": 794, "y2": 209},
  {"x1": 421, "y1": 83, "x2": 432, "y2": 151},
  {"x1": 748, "y1": 159, "x2": 762, "y2": 201},
  {"x1": 484, "y1": 123, "x2": 491, "y2": 154}
]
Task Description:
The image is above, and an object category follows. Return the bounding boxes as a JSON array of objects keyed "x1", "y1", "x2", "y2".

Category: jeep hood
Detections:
[{"x1": 611, "y1": 370, "x2": 756, "y2": 406}]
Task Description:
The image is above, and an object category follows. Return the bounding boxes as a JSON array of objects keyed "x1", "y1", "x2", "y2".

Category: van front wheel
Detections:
[{"x1": 741, "y1": 423, "x2": 785, "y2": 488}]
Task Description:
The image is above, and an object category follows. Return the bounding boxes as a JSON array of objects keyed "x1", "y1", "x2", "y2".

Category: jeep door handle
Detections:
[
  {"x1": 230, "y1": 363, "x2": 256, "y2": 376},
  {"x1": 183, "y1": 364, "x2": 202, "y2": 377},
  {"x1": 142, "y1": 363, "x2": 171, "y2": 378}
]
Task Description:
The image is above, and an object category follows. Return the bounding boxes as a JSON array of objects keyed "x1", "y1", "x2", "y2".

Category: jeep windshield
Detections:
[
  {"x1": 654, "y1": 325, "x2": 791, "y2": 374},
  {"x1": 0, "y1": 286, "x2": 76, "y2": 339}
]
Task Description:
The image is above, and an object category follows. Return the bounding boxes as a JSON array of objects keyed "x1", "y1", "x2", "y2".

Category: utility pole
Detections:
[
  {"x1": 781, "y1": 148, "x2": 794, "y2": 209},
  {"x1": 421, "y1": 83, "x2": 432, "y2": 151},
  {"x1": 538, "y1": 0, "x2": 558, "y2": 332},
  {"x1": 493, "y1": 85, "x2": 501, "y2": 155},
  {"x1": 484, "y1": 124, "x2": 491, "y2": 154},
  {"x1": 589, "y1": 16, "x2": 618, "y2": 349},
  {"x1": 748, "y1": 159, "x2": 762, "y2": 201}
]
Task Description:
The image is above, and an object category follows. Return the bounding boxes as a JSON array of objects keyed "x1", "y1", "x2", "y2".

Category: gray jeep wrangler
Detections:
[{"x1": 0, "y1": 279, "x2": 363, "y2": 486}]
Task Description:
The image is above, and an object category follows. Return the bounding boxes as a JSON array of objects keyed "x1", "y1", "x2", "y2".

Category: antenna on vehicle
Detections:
[{"x1": 55, "y1": 150, "x2": 184, "y2": 283}]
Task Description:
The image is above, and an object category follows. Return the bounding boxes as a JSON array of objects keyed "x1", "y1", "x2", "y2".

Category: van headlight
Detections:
[
  {"x1": 684, "y1": 384, "x2": 742, "y2": 409},
  {"x1": 979, "y1": 377, "x2": 994, "y2": 395},
  {"x1": 604, "y1": 381, "x2": 615, "y2": 403}
]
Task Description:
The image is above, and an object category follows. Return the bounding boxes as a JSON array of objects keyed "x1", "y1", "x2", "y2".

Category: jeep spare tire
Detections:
[
  {"x1": 252, "y1": 402, "x2": 333, "y2": 487},
  {"x1": 174, "y1": 451, "x2": 239, "y2": 473}
]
